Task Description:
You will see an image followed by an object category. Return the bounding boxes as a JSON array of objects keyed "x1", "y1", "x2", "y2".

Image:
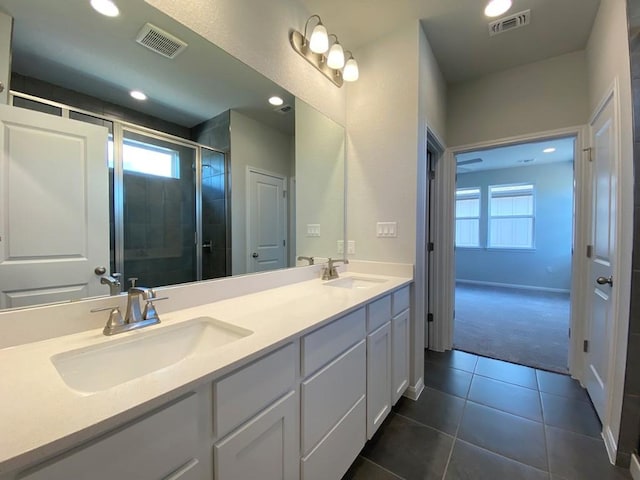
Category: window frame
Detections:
[
  {"x1": 487, "y1": 183, "x2": 536, "y2": 250},
  {"x1": 455, "y1": 187, "x2": 482, "y2": 248}
]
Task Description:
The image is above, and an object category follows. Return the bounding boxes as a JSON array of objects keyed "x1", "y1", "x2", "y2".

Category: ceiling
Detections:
[
  {"x1": 0, "y1": 0, "x2": 295, "y2": 131},
  {"x1": 455, "y1": 136, "x2": 576, "y2": 173},
  {"x1": 296, "y1": 0, "x2": 601, "y2": 83}
]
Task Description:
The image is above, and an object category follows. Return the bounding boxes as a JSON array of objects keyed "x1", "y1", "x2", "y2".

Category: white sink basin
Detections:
[
  {"x1": 51, "y1": 317, "x2": 253, "y2": 393},
  {"x1": 324, "y1": 276, "x2": 388, "y2": 290}
]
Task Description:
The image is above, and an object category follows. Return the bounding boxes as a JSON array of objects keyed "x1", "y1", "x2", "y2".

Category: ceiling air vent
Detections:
[
  {"x1": 136, "y1": 23, "x2": 188, "y2": 59},
  {"x1": 274, "y1": 104, "x2": 293, "y2": 114},
  {"x1": 489, "y1": 10, "x2": 530, "y2": 37}
]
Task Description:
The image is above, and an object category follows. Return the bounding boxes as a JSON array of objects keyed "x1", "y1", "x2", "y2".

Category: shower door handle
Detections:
[
  {"x1": 202, "y1": 241, "x2": 213, "y2": 253},
  {"x1": 596, "y1": 275, "x2": 613, "y2": 287}
]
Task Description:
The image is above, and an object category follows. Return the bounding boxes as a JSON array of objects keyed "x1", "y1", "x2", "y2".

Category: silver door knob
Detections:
[
  {"x1": 596, "y1": 276, "x2": 613, "y2": 286},
  {"x1": 94, "y1": 266, "x2": 107, "y2": 275},
  {"x1": 252, "y1": 252, "x2": 259, "y2": 258}
]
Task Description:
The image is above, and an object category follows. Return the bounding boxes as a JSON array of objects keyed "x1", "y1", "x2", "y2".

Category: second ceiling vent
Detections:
[
  {"x1": 488, "y1": 9, "x2": 531, "y2": 37},
  {"x1": 136, "y1": 23, "x2": 188, "y2": 59}
]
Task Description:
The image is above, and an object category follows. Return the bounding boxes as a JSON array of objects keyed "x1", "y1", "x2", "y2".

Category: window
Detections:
[
  {"x1": 455, "y1": 188, "x2": 481, "y2": 247},
  {"x1": 107, "y1": 138, "x2": 180, "y2": 179},
  {"x1": 488, "y1": 184, "x2": 535, "y2": 248}
]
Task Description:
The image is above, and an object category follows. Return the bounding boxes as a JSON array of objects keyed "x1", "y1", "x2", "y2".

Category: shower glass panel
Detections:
[
  {"x1": 201, "y1": 148, "x2": 229, "y2": 280},
  {"x1": 122, "y1": 130, "x2": 197, "y2": 288}
]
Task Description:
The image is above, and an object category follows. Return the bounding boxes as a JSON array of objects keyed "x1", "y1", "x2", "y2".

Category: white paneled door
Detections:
[
  {"x1": 585, "y1": 91, "x2": 618, "y2": 422},
  {"x1": 247, "y1": 168, "x2": 286, "y2": 273},
  {"x1": 0, "y1": 104, "x2": 110, "y2": 308}
]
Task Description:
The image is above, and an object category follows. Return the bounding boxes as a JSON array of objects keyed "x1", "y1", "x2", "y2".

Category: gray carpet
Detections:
[{"x1": 453, "y1": 282, "x2": 570, "y2": 373}]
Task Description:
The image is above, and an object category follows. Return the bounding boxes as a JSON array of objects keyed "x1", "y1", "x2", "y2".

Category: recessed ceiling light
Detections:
[
  {"x1": 269, "y1": 96, "x2": 284, "y2": 106},
  {"x1": 130, "y1": 90, "x2": 147, "y2": 101},
  {"x1": 484, "y1": 0, "x2": 512, "y2": 17},
  {"x1": 90, "y1": 0, "x2": 120, "y2": 17},
  {"x1": 543, "y1": 147, "x2": 556, "y2": 153}
]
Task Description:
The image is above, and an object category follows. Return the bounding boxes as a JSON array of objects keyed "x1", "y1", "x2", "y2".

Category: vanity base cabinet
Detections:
[
  {"x1": 366, "y1": 321, "x2": 392, "y2": 439},
  {"x1": 391, "y1": 308, "x2": 410, "y2": 405},
  {"x1": 214, "y1": 391, "x2": 298, "y2": 480},
  {"x1": 19, "y1": 394, "x2": 203, "y2": 480}
]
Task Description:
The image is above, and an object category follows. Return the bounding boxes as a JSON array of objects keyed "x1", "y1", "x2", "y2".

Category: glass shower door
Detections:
[{"x1": 121, "y1": 129, "x2": 197, "y2": 288}]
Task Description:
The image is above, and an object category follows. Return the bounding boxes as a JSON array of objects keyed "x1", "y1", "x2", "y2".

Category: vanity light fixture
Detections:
[
  {"x1": 290, "y1": 14, "x2": 359, "y2": 87},
  {"x1": 90, "y1": 0, "x2": 120, "y2": 17},
  {"x1": 484, "y1": 0, "x2": 512, "y2": 17},
  {"x1": 543, "y1": 147, "x2": 556, "y2": 153},
  {"x1": 268, "y1": 96, "x2": 284, "y2": 106},
  {"x1": 130, "y1": 90, "x2": 147, "y2": 101}
]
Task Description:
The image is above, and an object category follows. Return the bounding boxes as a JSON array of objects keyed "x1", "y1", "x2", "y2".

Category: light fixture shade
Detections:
[
  {"x1": 90, "y1": 0, "x2": 120, "y2": 17},
  {"x1": 484, "y1": 0, "x2": 512, "y2": 17},
  {"x1": 343, "y1": 58, "x2": 359, "y2": 82},
  {"x1": 327, "y1": 42, "x2": 345, "y2": 69},
  {"x1": 309, "y1": 24, "x2": 329, "y2": 53}
]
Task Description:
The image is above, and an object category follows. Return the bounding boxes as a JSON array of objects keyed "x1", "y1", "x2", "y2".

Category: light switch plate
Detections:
[
  {"x1": 347, "y1": 240, "x2": 356, "y2": 254},
  {"x1": 376, "y1": 222, "x2": 397, "y2": 238},
  {"x1": 306, "y1": 224, "x2": 320, "y2": 237}
]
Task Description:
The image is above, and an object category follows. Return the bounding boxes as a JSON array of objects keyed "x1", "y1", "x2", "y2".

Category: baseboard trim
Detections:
[
  {"x1": 603, "y1": 426, "x2": 618, "y2": 464},
  {"x1": 631, "y1": 453, "x2": 640, "y2": 479},
  {"x1": 456, "y1": 279, "x2": 570, "y2": 294},
  {"x1": 403, "y1": 377, "x2": 424, "y2": 401}
]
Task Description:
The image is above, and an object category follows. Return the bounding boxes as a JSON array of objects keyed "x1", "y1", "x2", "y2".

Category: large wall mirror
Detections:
[{"x1": 0, "y1": 0, "x2": 345, "y2": 309}]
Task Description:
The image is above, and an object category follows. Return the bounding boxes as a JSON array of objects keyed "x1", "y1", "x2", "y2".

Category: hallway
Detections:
[
  {"x1": 343, "y1": 350, "x2": 630, "y2": 480},
  {"x1": 454, "y1": 283, "x2": 570, "y2": 373}
]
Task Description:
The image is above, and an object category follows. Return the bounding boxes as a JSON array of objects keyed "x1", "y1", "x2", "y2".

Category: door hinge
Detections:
[
  {"x1": 583, "y1": 147, "x2": 593, "y2": 162},
  {"x1": 283, "y1": 239, "x2": 286, "y2": 247},
  {"x1": 586, "y1": 245, "x2": 593, "y2": 258},
  {"x1": 427, "y1": 242, "x2": 435, "y2": 252},
  {"x1": 428, "y1": 170, "x2": 435, "y2": 181},
  {"x1": 568, "y1": 327, "x2": 571, "y2": 338},
  {"x1": 283, "y1": 190, "x2": 287, "y2": 198},
  {"x1": 427, "y1": 313, "x2": 434, "y2": 323},
  {"x1": 583, "y1": 340, "x2": 589, "y2": 353}
]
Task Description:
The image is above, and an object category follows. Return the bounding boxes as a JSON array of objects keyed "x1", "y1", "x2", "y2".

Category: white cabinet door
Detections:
[
  {"x1": 391, "y1": 309, "x2": 410, "y2": 405},
  {"x1": 214, "y1": 391, "x2": 298, "y2": 480},
  {"x1": 366, "y1": 322, "x2": 392, "y2": 439}
]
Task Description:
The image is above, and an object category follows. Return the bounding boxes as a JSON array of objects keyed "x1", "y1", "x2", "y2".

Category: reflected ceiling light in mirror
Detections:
[
  {"x1": 543, "y1": 147, "x2": 556, "y2": 153},
  {"x1": 90, "y1": 0, "x2": 120, "y2": 17},
  {"x1": 484, "y1": 0, "x2": 512, "y2": 17},
  {"x1": 327, "y1": 35, "x2": 345, "y2": 69},
  {"x1": 290, "y1": 15, "x2": 358, "y2": 87},
  {"x1": 130, "y1": 90, "x2": 147, "y2": 101},
  {"x1": 268, "y1": 96, "x2": 284, "y2": 106}
]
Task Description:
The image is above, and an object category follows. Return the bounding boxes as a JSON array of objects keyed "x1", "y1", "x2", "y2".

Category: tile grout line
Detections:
[
  {"x1": 538, "y1": 373, "x2": 553, "y2": 477},
  {"x1": 358, "y1": 456, "x2": 406, "y2": 480},
  {"x1": 440, "y1": 374, "x2": 473, "y2": 480}
]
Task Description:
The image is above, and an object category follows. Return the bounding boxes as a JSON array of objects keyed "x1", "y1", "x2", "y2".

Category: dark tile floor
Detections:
[{"x1": 343, "y1": 350, "x2": 631, "y2": 480}]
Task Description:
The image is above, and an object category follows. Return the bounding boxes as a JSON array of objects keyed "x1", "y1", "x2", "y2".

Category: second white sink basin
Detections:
[
  {"x1": 51, "y1": 317, "x2": 253, "y2": 393},
  {"x1": 324, "y1": 276, "x2": 388, "y2": 290}
]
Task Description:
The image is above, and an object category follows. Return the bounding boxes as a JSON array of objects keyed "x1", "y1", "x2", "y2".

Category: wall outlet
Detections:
[
  {"x1": 337, "y1": 240, "x2": 344, "y2": 254},
  {"x1": 376, "y1": 222, "x2": 397, "y2": 238},
  {"x1": 306, "y1": 224, "x2": 320, "y2": 237},
  {"x1": 347, "y1": 240, "x2": 356, "y2": 254}
]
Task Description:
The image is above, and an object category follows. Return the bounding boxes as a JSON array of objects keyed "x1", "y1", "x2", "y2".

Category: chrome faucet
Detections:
[
  {"x1": 322, "y1": 258, "x2": 349, "y2": 280},
  {"x1": 91, "y1": 278, "x2": 167, "y2": 336},
  {"x1": 100, "y1": 273, "x2": 122, "y2": 296},
  {"x1": 297, "y1": 255, "x2": 315, "y2": 265}
]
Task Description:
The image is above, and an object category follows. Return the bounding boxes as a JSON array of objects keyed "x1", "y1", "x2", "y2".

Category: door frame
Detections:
[
  {"x1": 434, "y1": 124, "x2": 588, "y2": 366},
  {"x1": 245, "y1": 165, "x2": 288, "y2": 273}
]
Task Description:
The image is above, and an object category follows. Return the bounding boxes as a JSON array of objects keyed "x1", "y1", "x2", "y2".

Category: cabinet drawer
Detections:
[
  {"x1": 367, "y1": 295, "x2": 391, "y2": 332},
  {"x1": 214, "y1": 343, "x2": 295, "y2": 438},
  {"x1": 301, "y1": 396, "x2": 366, "y2": 480},
  {"x1": 20, "y1": 395, "x2": 199, "y2": 480},
  {"x1": 301, "y1": 308, "x2": 365, "y2": 377},
  {"x1": 392, "y1": 286, "x2": 410, "y2": 316},
  {"x1": 301, "y1": 340, "x2": 366, "y2": 455}
]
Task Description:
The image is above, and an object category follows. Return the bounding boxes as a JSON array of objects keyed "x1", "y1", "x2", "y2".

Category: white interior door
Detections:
[
  {"x1": 0, "y1": 104, "x2": 110, "y2": 308},
  {"x1": 585, "y1": 92, "x2": 618, "y2": 422},
  {"x1": 247, "y1": 168, "x2": 286, "y2": 273}
]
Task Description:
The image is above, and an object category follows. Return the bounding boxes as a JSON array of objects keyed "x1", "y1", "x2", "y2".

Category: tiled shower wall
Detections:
[{"x1": 622, "y1": 0, "x2": 640, "y2": 467}]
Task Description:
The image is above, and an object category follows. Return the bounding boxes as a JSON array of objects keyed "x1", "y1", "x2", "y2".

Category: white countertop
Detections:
[{"x1": 0, "y1": 271, "x2": 411, "y2": 474}]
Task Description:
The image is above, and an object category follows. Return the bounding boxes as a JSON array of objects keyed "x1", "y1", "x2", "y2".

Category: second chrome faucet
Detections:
[{"x1": 322, "y1": 258, "x2": 349, "y2": 280}]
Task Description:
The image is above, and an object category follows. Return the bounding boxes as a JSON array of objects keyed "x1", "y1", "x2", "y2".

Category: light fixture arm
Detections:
[{"x1": 303, "y1": 14, "x2": 323, "y2": 46}]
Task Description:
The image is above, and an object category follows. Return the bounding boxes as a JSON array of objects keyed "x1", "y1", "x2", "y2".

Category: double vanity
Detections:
[{"x1": 0, "y1": 264, "x2": 413, "y2": 480}]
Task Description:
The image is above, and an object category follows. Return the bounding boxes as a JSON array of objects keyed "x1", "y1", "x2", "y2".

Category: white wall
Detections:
[
  {"x1": 420, "y1": 22, "x2": 447, "y2": 143},
  {"x1": 295, "y1": 99, "x2": 345, "y2": 261},
  {"x1": 0, "y1": 12, "x2": 11, "y2": 105},
  {"x1": 229, "y1": 111, "x2": 294, "y2": 275},
  {"x1": 447, "y1": 51, "x2": 589, "y2": 147},
  {"x1": 585, "y1": 0, "x2": 634, "y2": 456},
  {"x1": 145, "y1": 0, "x2": 346, "y2": 125}
]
